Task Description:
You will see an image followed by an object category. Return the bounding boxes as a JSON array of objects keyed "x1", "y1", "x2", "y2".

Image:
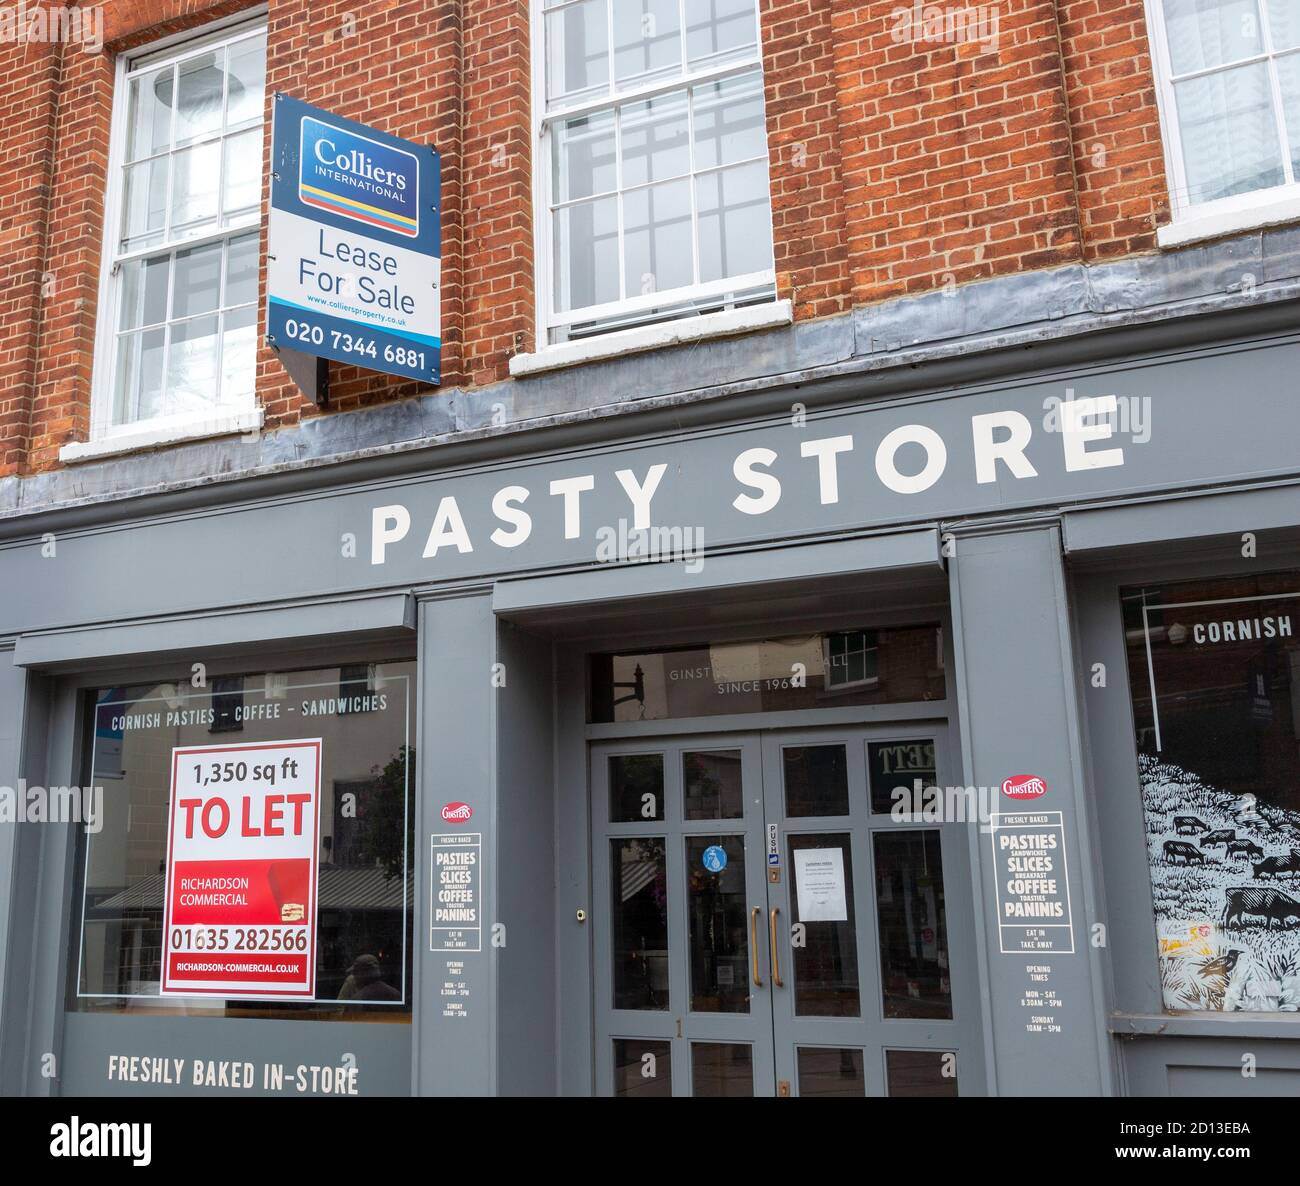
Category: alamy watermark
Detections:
[
  {"x1": 595, "y1": 519, "x2": 706, "y2": 574},
  {"x1": 889, "y1": 3, "x2": 1000, "y2": 53},
  {"x1": 0, "y1": 780, "x2": 103, "y2": 832},
  {"x1": 0, "y1": 2, "x2": 104, "y2": 52},
  {"x1": 892, "y1": 780, "x2": 1010, "y2": 832}
]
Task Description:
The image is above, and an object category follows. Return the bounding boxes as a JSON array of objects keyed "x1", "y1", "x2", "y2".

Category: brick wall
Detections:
[{"x1": 0, "y1": 0, "x2": 1180, "y2": 477}]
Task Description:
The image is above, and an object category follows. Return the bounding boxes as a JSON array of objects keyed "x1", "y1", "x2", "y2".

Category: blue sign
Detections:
[
  {"x1": 268, "y1": 94, "x2": 440, "y2": 385},
  {"x1": 702, "y1": 845, "x2": 727, "y2": 874}
]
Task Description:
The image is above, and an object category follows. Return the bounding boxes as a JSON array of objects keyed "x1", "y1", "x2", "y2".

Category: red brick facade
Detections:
[{"x1": 0, "y1": 0, "x2": 1178, "y2": 477}]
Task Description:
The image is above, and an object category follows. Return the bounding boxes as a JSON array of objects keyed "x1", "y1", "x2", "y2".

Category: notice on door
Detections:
[
  {"x1": 161, "y1": 739, "x2": 323, "y2": 999},
  {"x1": 794, "y1": 847, "x2": 848, "y2": 922}
]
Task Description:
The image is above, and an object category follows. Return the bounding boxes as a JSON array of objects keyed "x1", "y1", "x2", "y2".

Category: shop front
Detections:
[{"x1": 3, "y1": 305, "x2": 1300, "y2": 1096}]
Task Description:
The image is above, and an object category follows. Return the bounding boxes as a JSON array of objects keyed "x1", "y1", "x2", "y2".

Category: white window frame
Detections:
[
  {"x1": 75, "y1": 12, "x2": 268, "y2": 461},
  {"x1": 529, "y1": 0, "x2": 779, "y2": 353},
  {"x1": 1145, "y1": 0, "x2": 1300, "y2": 247}
]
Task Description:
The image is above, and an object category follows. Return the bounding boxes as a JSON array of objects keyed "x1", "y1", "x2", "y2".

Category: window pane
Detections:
[
  {"x1": 553, "y1": 195, "x2": 620, "y2": 311},
  {"x1": 171, "y1": 241, "x2": 223, "y2": 319},
  {"x1": 222, "y1": 127, "x2": 263, "y2": 221},
  {"x1": 166, "y1": 314, "x2": 219, "y2": 415},
  {"x1": 112, "y1": 327, "x2": 165, "y2": 425},
  {"x1": 73, "y1": 662, "x2": 416, "y2": 1019},
  {"x1": 609, "y1": 753, "x2": 665, "y2": 822},
  {"x1": 683, "y1": 750, "x2": 743, "y2": 820},
  {"x1": 621, "y1": 90, "x2": 690, "y2": 186},
  {"x1": 614, "y1": 1039, "x2": 672, "y2": 1096},
  {"x1": 220, "y1": 305, "x2": 257, "y2": 406},
  {"x1": 611, "y1": 837, "x2": 669, "y2": 1009},
  {"x1": 788, "y1": 833, "x2": 860, "y2": 1017},
  {"x1": 869, "y1": 739, "x2": 938, "y2": 816},
  {"x1": 225, "y1": 231, "x2": 259, "y2": 307},
  {"x1": 224, "y1": 35, "x2": 266, "y2": 129},
  {"x1": 782, "y1": 745, "x2": 849, "y2": 817},
  {"x1": 120, "y1": 158, "x2": 169, "y2": 250},
  {"x1": 546, "y1": 0, "x2": 610, "y2": 107},
  {"x1": 1277, "y1": 52, "x2": 1300, "y2": 176},
  {"x1": 623, "y1": 177, "x2": 693, "y2": 294},
  {"x1": 551, "y1": 111, "x2": 617, "y2": 203},
  {"x1": 170, "y1": 140, "x2": 222, "y2": 232},
  {"x1": 691, "y1": 1042, "x2": 752, "y2": 1096},
  {"x1": 875, "y1": 830, "x2": 953, "y2": 1020},
  {"x1": 797, "y1": 1047, "x2": 866, "y2": 1097},
  {"x1": 694, "y1": 71, "x2": 766, "y2": 169},
  {"x1": 686, "y1": 0, "x2": 759, "y2": 69},
  {"x1": 697, "y1": 160, "x2": 772, "y2": 283},
  {"x1": 1268, "y1": 0, "x2": 1300, "y2": 50},
  {"x1": 118, "y1": 255, "x2": 170, "y2": 331},
  {"x1": 1163, "y1": 0, "x2": 1263, "y2": 74},
  {"x1": 174, "y1": 50, "x2": 225, "y2": 144},
  {"x1": 613, "y1": 0, "x2": 682, "y2": 90},
  {"x1": 126, "y1": 68, "x2": 172, "y2": 161},
  {"x1": 1174, "y1": 62, "x2": 1284, "y2": 204},
  {"x1": 686, "y1": 834, "x2": 750, "y2": 1012},
  {"x1": 886, "y1": 1049, "x2": 958, "y2": 1097}
]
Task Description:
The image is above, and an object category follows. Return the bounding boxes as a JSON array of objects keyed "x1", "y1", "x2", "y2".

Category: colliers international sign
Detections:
[{"x1": 267, "y1": 94, "x2": 441, "y2": 385}]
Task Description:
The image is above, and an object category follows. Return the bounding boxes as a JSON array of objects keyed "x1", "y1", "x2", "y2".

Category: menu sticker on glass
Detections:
[
  {"x1": 989, "y1": 810, "x2": 1075, "y2": 955},
  {"x1": 794, "y1": 847, "x2": 848, "y2": 922},
  {"x1": 161, "y1": 739, "x2": 323, "y2": 999},
  {"x1": 430, "y1": 831, "x2": 481, "y2": 952}
]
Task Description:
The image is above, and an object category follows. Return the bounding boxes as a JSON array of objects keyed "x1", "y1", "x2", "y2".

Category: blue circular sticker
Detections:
[{"x1": 702, "y1": 844, "x2": 728, "y2": 873}]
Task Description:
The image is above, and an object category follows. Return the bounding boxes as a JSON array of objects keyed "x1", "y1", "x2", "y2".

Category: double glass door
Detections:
[{"x1": 592, "y1": 725, "x2": 981, "y2": 1096}]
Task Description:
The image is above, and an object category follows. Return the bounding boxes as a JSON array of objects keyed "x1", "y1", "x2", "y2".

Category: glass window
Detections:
[
  {"x1": 788, "y1": 833, "x2": 860, "y2": 1016},
  {"x1": 539, "y1": 0, "x2": 774, "y2": 344},
  {"x1": 886, "y1": 1049, "x2": 958, "y2": 1097},
  {"x1": 613, "y1": 1039, "x2": 673, "y2": 1095},
  {"x1": 1123, "y1": 571, "x2": 1300, "y2": 1012},
  {"x1": 611, "y1": 837, "x2": 669, "y2": 1009},
  {"x1": 685, "y1": 835, "x2": 750, "y2": 1012},
  {"x1": 73, "y1": 660, "x2": 415, "y2": 1019},
  {"x1": 589, "y1": 625, "x2": 946, "y2": 722},
  {"x1": 101, "y1": 23, "x2": 266, "y2": 435},
  {"x1": 683, "y1": 750, "x2": 743, "y2": 819},
  {"x1": 690, "y1": 1041, "x2": 753, "y2": 1096},
  {"x1": 796, "y1": 1047, "x2": 866, "y2": 1097},
  {"x1": 868, "y1": 739, "x2": 937, "y2": 815},
  {"x1": 1155, "y1": 0, "x2": 1299, "y2": 214},
  {"x1": 874, "y1": 830, "x2": 952, "y2": 1019},
  {"x1": 609, "y1": 752, "x2": 665, "y2": 821}
]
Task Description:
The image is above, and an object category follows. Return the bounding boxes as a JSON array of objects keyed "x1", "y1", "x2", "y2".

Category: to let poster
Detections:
[{"x1": 161, "y1": 739, "x2": 323, "y2": 999}]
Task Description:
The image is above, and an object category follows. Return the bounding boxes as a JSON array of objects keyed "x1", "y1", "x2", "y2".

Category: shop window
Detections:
[
  {"x1": 1123, "y1": 571, "x2": 1300, "y2": 1012},
  {"x1": 1146, "y1": 0, "x2": 1300, "y2": 238},
  {"x1": 589, "y1": 624, "x2": 946, "y2": 722},
  {"x1": 72, "y1": 660, "x2": 415, "y2": 1019},
  {"x1": 534, "y1": 0, "x2": 776, "y2": 345},
  {"x1": 89, "y1": 19, "x2": 266, "y2": 446}
]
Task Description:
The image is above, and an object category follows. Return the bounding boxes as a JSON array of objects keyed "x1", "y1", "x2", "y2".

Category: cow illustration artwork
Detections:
[
  {"x1": 1163, "y1": 840, "x2": 1205, "y2": 865},
  {"x1": 1140, "y1": 754, "x2": 1300, "y2": 1012},
  {"x1": 1200, "y1": 829, "x2": 1235, "y2": 847},
  {"x1": 1226, "y1": 839, "x2": 1265, "y2": 861}
]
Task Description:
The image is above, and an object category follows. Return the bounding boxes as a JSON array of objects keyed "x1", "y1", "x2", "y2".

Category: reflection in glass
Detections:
[
  {"x1": 609, "y1": 753, "x2": 665, "y2": 822},
  {"x1": 788, "y1": 833, "x2": 860, "y2": 1016},
  {"x1": 611, "y1": 837, "x2": 669, "y2": 1010},
  {"x1": 691, "y1": 1042, "x2": 753, "y2": 1096},
  {"x1": 886, "y1": 1048, "x2": 958, "y2": 1096},
  {"x1": 875, "y1": 830, "x2": 952, "y2": 1019},
  {"x1": 74, "y1": 662, "x2": 416, "y2": 1020},
  {"x1": 614, "y1": 1038, "x2": 672, "y2": 1096},
  {"x1": 868, "y1": 739, "x2": 937, "y2": 815},
  {"x1": 686, "y1": 835, "x2": 749, "y2": 1013},
  {"x1": 797, "y1": 1047, "x2": 866, "y2": 1097},
  {"x1": 783, "y1": 745, "x2": 849, "y2": 817},
  {"x1": 683, "y1": 750, "x2": 743, "y2": 820}
]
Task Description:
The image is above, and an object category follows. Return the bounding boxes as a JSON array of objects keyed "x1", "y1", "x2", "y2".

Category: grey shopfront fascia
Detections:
[{"x1": 2, "y1": 299, "x2": 1300, "y2": 1096}]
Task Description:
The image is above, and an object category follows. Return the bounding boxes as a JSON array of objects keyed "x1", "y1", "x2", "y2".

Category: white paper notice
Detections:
[{"x1": 794, "y1": 848, "x2": 848, "y2": 922}]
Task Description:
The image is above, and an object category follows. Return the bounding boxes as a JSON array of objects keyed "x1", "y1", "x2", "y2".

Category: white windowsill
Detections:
[
  {"x1": 509, "y1": 299, "x2": 794, "y2": 378},
  {"x1": 59, "y1": 408, "x2": 265, "y2": 463},
  {"x1": 1156, "y1": 191, "x2": 1300, "y2": 249}
]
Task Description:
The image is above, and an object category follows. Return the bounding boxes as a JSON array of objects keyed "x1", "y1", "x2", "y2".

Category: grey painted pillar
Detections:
[
  {"x1": 948, "y1": 527, "x2": 1114, "y2": 1096},
  {"x1": 0, "y1": 646, "x2": 24, "y2": 1090},
  {"x1": 414, "y1": 591, "x2": 497, "y2": 1096}
]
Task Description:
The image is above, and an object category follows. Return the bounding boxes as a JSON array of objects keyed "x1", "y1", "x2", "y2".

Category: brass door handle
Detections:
[
  {"x1": 769, "y1": 907, "x2": 784, "y2": 988},
  {"x1": 749, "y1": 907, "x2": 763, "y2": 987}
]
